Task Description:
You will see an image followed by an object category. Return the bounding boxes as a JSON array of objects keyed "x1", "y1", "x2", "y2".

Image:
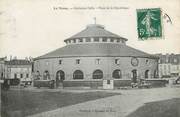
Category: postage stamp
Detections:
[{"x1": 137, "y1": 8, "x2": 162, "y2": 40}]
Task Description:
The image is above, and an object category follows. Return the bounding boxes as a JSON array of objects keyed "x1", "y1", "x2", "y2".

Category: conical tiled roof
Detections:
[
  {"x1": 64, "y1": 24, "x2": 127, "y2": 41},
  {"x1": 36, "y1": 43, "x2": 157, "y2": 59},
  {"x1": 36, "y1": 24, "x2": 158, "y2": 60}
]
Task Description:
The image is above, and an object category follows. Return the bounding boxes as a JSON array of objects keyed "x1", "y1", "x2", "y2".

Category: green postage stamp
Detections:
[{"x1": 137, "y1": 8, "x2": 162, "y2": 40}]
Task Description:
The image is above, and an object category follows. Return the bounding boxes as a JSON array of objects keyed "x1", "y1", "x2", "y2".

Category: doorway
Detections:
[
  {"x1": 132, "y1": 69, "x2": 137, "y2": 83},
  {"x1": 145, "y1": 70, "x2": 149, "y2": 79},
  {"x1": 56, "y1": 70, "x2": 65, "y2": 87}
]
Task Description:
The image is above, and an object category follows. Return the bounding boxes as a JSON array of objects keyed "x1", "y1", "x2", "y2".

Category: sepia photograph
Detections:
[{"x1": 0, "y1": 0, "x2": 180, "y2": 117}]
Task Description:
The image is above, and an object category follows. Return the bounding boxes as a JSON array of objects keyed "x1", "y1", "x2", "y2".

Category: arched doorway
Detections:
[
  {"x1": 112, "y1": 69, "x2": 122, "y2": 79},
  {"x1": 56, "y1": 70, "x2": 65, "y2": 87},
  {"x1": 73, "y1": 70, "x2": 84, "y2": 79},
  {"x1": 43, "y1": 70, "x2": 50, "y2": 80},
  {"x1": 145, "y1": 70, "x2": 149, "y2": 79},
  {"x1": 132, "y1": 69, "x2": 137, "y2": 83},
  {"x1": 93, "y1": 69, "x2": 103, "y2": 79},
  {"x1": 56, "y1": 70, "x2": 65, "y2": 81}
]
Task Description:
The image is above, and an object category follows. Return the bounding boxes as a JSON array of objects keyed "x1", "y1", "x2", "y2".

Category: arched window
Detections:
[
  {"x1": 56, "y1": 70, "x2": 65, "y2": 81},
  {"x1": 93, "y1": 69, "x2": 103, "y2": 79},
  {"x1": 43, "y1": 70, "x2": 50, "y2": 80},
  {"x1": 145, "y1": 70, "x2": 149, "y2": 79},
  {"x1": 73, "y1": 70, "x2": 84, "y2": 79},
  {"x1": 112, "y1": 69, "x2": 122, "y2": 79}
]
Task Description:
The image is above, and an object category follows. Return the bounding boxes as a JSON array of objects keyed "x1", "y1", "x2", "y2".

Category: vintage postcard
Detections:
[{"x1": 0, "y1": 0, "x2": 180, "y2": 117}]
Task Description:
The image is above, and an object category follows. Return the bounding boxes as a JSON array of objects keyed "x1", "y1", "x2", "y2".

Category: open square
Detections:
[
  {"x1": 1, "y1": 89, "x2": 120, "y2": 117},
  {"x1": 1, "y1": 87, "x2": 180, "y2": 117}
]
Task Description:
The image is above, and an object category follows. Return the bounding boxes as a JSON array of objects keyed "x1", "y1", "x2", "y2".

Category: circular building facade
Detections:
[{"x1": 34, "y1": 24, "x2": 158, "y2": 89}]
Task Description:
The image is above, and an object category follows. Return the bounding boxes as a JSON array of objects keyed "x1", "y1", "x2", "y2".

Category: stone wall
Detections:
[
  {"x1": 34, "y1": 56, "x2": 158, "y2": 81},
  {"x1": 61, "y1": 79, "x2": 167, "y2": 88}
]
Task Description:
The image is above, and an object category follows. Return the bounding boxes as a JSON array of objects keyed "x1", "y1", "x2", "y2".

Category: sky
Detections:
[{"x1": 0, "y1": 0, "x2": 180, "y2": 59}]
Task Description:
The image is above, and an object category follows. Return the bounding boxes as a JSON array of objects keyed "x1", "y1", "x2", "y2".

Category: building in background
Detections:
[
  {"x1": 4, "y1": 59, "x2": 33, "y2": 84},
  {"x1": 157, "y1": 54, "x2": 180, "y2": 78},
  {"x1": 34, "y1": 23, "x2": 159, "y2": 89},
  {"x1": 0, "y1": 57, "x2": 6, "y2": 80}
]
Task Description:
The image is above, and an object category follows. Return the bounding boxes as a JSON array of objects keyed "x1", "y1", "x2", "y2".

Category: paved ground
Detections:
[
  {"x1": 126, "y1": 98, "x2": 180, "y2": 117},
  {"x1": 28, "y1": 86, "x2": 180, "y2": 117},
  {"x1": 1, "y1": 88, "x2": 119, "y2": 117}
]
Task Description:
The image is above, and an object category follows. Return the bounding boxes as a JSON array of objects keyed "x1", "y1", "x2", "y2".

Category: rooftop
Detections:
[
  {"x1": 36, "y1": 43, "x2": 157, "y2": 59},
  {"x1": 157, "y1": 54, "x2": 180, "y2": 64},
  {"x1": 36, "y1": 23, "x2": 158, "y2": 60},
  {"x1": 5, "y1": 59, "x2": 32, "y2": 65},
  {"x1": 64, "y1": 24, "x2": 128, "y2": 42}
]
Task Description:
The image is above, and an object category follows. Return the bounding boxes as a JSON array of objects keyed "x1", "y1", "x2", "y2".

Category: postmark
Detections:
[{"x1": 137, "y1": 8, "x2": 162, "y2": 40}]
